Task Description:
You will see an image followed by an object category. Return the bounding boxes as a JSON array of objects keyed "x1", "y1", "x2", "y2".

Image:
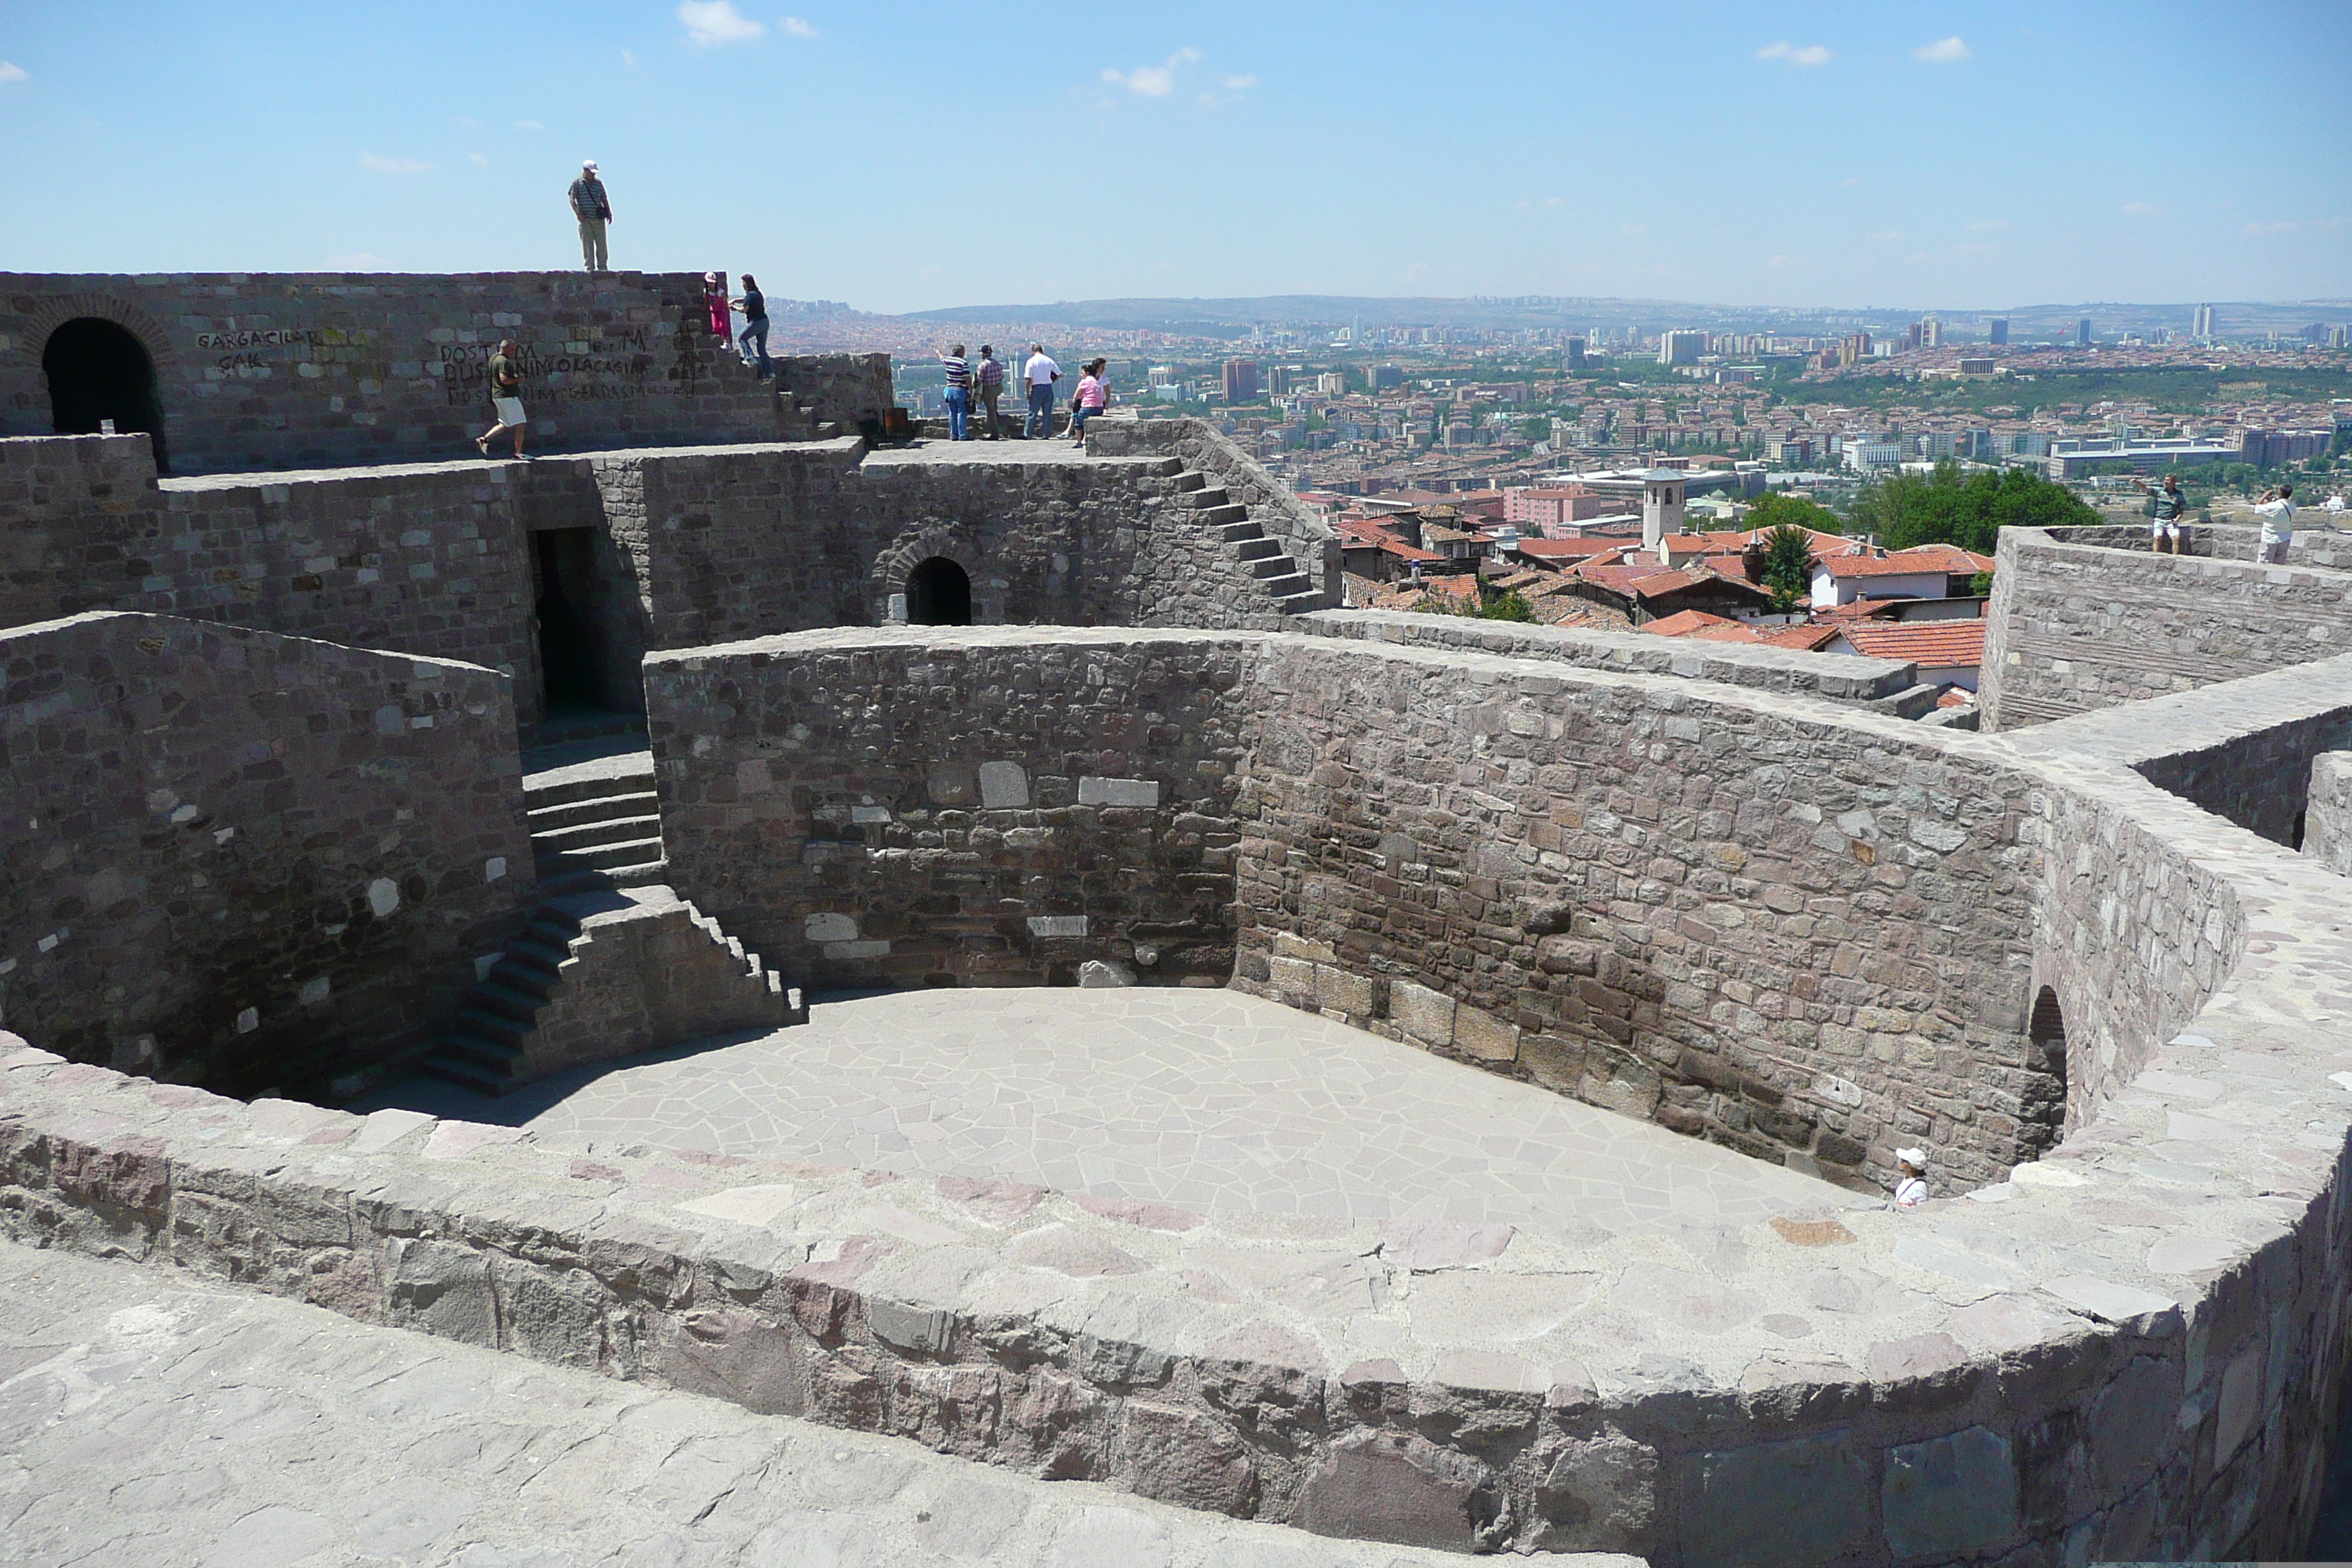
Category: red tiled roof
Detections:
[
  {"x1": 1757, "y1": 623, "x2": 1845, "y2": 652},
  {"x1": 1818, "y1": 544, "x2": 1995, "y2": 581},
  {"x1": 1514, "y1": 538, "x2": 1618, "y2": 561},
  {"x1": 1834, "y1": 620, "x2": 1987, "y2": 666},
  {"x1": 1642, "y1": 609, "x2": 1740, "y2": 637}
]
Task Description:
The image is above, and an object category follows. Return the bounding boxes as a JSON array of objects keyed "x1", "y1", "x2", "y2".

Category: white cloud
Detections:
[
  {"x1": 679, "y1": 0, "x2": 763, "y2": 45},
  {"x1": 329, "y1": 253, "x2": 390, "y2": 268},
  {"x1": 0, "y1": 61, "x2": 25, "y2": 85},
  {"x1": 1103, "y1": 47, "x2": 1201, "y2": 97},
  {"x1": 781, "y1": 16, "x2": 816, "y2": 37},
  {"x1": 360, "y1": 151, "x2": 429, "y2": 174},
  {"x1": 1966, "y1": 218, "x2": 2009, "y2": 232},
  {"x1": 1767, "y1": 255, "x2": 1809, "y2": 269},
  {"x1": 1222, "y1": 73, "x2": 1257, "y2": 91},
  {"x1": 1914, "y1": 36, "x2": 1970, "y2": 62},
  {"x1": 622, "y1": 49, "x2": 638, "y2": 65},
  {"x1": 1755, "y1": 41, "x2": 1832, "y2": 66},
  {"x1": 468, "y1": 151, "x2": 489, "y2": 165},
  {"x1": 456, "y1": 115, "x2": 478, "y2": 128},
  {"x1": 1620, "y1": 222, "x2": 1647, "y2": 236},
  {"x1": 2244, "y1": 220, "x2": 2300, "y2": 235},
  {"x1": 2119, "y1": 201, "x2": 2163, "y2": 216},
  {"x1": 1866, "y1": 230, "x2": 1903, "y2": 243},
  {"x1": 516, "y1": 119, "x2": 545, "y2": 132}
]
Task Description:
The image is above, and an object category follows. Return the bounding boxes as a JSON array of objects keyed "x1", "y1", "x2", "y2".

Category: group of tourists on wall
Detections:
[{"x1": 938, "y1": 344, "x2": 1108, "y2": 445}]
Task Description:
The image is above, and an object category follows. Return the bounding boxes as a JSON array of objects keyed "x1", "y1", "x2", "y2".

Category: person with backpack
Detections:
[
  {"x1": 732, "y1": 274, "x2": 772, "y2": 380},
  {"x1": 473, "y1": 339, "x2": 527, "y2": 459},
  {"x1": 973, "y1": 346, "x2": 1006, "y2": 440},
  {"x1": 568, "y1": 161, "x2": 612, "y2": 271}
]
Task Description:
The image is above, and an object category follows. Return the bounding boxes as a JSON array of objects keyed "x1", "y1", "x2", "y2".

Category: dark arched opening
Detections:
[
  {"x1": 2023, "y1": 985, "x2": 2070, "y2": 1151},
  {"x1": 906, "y1": 557, "x2": 972, "y2": 626},
  {"x1": 44, "y1": 318, "x2": 169, "y2": 472}
]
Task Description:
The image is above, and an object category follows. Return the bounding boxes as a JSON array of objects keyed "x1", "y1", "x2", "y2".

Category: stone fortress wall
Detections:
[
  {"x1": 1980, "y1": 521, "x2": 2352, "y2": 730},
  {"x1": 8, "y1": 268, "x2": 2352, "y2": 1559},
  {"x1": 0, "y1": 611, "x2": 532, "y2": 1097},
  {"x1": 0, "y1": 271, "x2": 796, "y2": 472},
  {"x1": 8, "y1": 630, "x2": 2352, "y2": 1561},
  {"x1": 649, "y1": 627, "x2": 1259, "y2": 990}
]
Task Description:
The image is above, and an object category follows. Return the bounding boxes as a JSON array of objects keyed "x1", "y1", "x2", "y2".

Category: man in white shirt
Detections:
[
  {"x1": 2255, "y1": 483, "x2": 2296, "y2": 565},
  {"x1": 1022, "y1": 344, "x2": 1060, "y2": 440}
]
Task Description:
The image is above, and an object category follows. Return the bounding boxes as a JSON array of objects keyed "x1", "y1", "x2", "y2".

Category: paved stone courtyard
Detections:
[
  {"x1": 366, "y1": 989, "x2": 1857, "y2": 1235},
  {"x1": 0, "y1": 1240, "x2": 1556, "y2": 1568}
]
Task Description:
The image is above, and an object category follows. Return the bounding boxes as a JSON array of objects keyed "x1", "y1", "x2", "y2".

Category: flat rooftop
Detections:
[{"x1": 363, "y1": 987, "x2": 1857, "y2": 1239}]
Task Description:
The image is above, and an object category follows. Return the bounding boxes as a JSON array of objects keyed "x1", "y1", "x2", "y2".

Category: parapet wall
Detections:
[
  {"x1": 1980, "y1": 524, "x2": 2352, "y2": 730},
  {"x1": 1, "y1": 271, "x2": 781, "y2": 473},
  {"x1": 1232, "y1": 636, "x2": 2050, "y2": 1193},
  {"x1": 647, "y1": 627, "x2": 1257, "y2": 987},
  {"x1": 6, "y1": 637, "x2": 2351, "y2": 1561},
  {"x1": 1294, "y1": 607, "x2": 1915, "y2": 705},
  {"x1": 0, "y1": 434, "x2": 544, "y2": 723},
  {"x1": 0, "y1": 612, "x2": 532, "y2": 1096}
]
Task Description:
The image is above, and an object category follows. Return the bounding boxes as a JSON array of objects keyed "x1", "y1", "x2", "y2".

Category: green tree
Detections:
[
  {"x1": 1757, "y1": 524, "x2": 1817, "y2": 615},
  {"x1": 1745, "y1": 491, "x2": 1843, "y2": 537},
  {"x1": 1847, "y1": 461, "x2": 2095, "y2": 554},
  {"x1": 1480, "y1": 589, "x2": 1536, "y2": 622}
]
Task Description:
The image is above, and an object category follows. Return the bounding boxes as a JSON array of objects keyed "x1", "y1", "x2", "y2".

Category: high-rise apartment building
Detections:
[
  {"x1": 2077, "y1": 318, "x2": 2093, "y2": 347},
  {"x1": 2193, "y1": 304, "x2": 2215, "y2": 339},
  {"x1": 1989, "y1": 318, "x2": 2010, "y2": 346},
  {"x1": 1566, "y1": 337, "x2": 1588, "y2": 371},
  {"x1": 1658, "y1": 330, "x2": 1706, "y2": 366},
  {"x1": 1839, "y1": 332, "x2": 1872, "y2": 367},
  {"x1": 1923, "y1": 317, "x2": 1943, "y2": 349},
  {"x1": 1221, "y1": 360, "x2": 1261, "y2": 402},
  {"x1": 1372, "y1": 364, "x2": 1405, "y2": 392}
]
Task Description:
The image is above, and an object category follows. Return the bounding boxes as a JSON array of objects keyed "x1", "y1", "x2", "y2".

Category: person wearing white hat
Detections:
[
  {"x1": 569, "y1": 161, "x2": 613, "y2": 272},
  {"x1": 1893, "y1": 1147, "x2": 1929, "y2": 1209}
]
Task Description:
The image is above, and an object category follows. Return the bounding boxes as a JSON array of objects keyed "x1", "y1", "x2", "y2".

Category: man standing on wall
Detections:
[
  {"x1": 570, "y1": 161, "x2": 613, "y2": 272},
  {"x1": 974, "y1": 346, "x2": 1006, "y2": 440},
  {"x1": 2133, "y1": 473, "x2": 2187, "y2": 555},
  {"x1": 1022, "y1": 344, "x2": 1059, "y2": 440},
  {"x1": 474, "y1": 340, "x2": 527, "y2": 459},
  {"x1": 2255, "y1": 483, "x2": 2296, "y2": 565}
]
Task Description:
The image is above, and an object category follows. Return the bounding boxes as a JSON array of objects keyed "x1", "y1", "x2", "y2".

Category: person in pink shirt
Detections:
[
  {"x1": 703, "y1": 272, "x2": 731, "y2": 342},
  {"x1": 1068, "y1": 358, "x2": 1109, "y2": 445}
]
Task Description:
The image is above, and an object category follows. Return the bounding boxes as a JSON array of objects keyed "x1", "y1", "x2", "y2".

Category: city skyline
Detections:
[{"x1": 1, "y1": 1, "x2": 2348, "y2": 312}]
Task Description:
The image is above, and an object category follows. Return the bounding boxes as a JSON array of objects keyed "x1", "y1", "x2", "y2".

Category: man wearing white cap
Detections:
[
  {"x1": 569, "y1": 161, "x2": 613, "y2": 272},
  {"x1": 1893, "y1": 1147, "x2": 1929, "y2": 1209}
]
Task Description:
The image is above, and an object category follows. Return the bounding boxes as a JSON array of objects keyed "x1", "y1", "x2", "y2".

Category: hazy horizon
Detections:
[{"x1": 2, "y1": 2, "x2": 2347, "y2": 312}]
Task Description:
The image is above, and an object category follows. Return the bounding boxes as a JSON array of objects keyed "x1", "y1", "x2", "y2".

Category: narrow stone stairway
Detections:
[
  {"x1": 1171, "y1": 470, "x2": 1324, "y2": 613},
  {"x1": 420, "y1": 887, "x2": 802, "y2": 1095},
  {"x1": 527, "y1": 748, "x2": 668, "y2": 898}
]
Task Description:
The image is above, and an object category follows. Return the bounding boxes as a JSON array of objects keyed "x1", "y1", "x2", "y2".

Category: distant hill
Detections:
[{"x1": 898, "y1": 293, "x2": 2352, "y2": 342}]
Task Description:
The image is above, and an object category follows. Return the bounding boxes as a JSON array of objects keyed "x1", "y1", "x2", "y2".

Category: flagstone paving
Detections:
[
  {"x1": 366, "y1": 988, "x2": 1864, "y2": 1238},
  {"x1": 0, "y1": 1240, "x2": 1618, "y2": 1568}
]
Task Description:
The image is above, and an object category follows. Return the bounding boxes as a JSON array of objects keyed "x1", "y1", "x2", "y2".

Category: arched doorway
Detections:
[
  {"x1": 906, "y1": 557, "x2": 973, "y2": 626},
  {"x1": 44, "y1": 318, "x2": 169, "y2": 472}
]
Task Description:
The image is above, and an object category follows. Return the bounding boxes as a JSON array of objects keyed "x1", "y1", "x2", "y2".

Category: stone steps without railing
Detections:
[
  {"x1": 1173, "y1": 470, "x2": 1326, "y2": 615},
  {"x1": 421, "y1": 891, "x2": 803, "y2": 1096}
]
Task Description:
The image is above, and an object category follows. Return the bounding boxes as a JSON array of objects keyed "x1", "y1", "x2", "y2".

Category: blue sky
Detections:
[{"x1": 2, "y1": 1, "x2": 2346, "y2": 314}]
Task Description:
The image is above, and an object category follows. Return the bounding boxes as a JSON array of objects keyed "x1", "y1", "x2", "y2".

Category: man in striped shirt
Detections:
[{"x1": 939, "y1": 343, "x2": 970, "y2": 441}]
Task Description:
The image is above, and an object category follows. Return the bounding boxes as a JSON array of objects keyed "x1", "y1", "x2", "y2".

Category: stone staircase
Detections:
[
  {"x1": 1170, "y1": 469, "x2": 1324, "y2": 614},
  {"x1": 774, "y1": 393, "x2": 843, "y2": 442},
  {"x1": 527, "y1": 750, "x2": 668, "y2": 898},
  {"x1": 420, "y1": 887, "x2": 803, "y2": 1096}
]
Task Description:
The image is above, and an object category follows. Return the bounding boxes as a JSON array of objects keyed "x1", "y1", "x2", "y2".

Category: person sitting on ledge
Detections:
[{"x1": 1893, "y1": 1147, "x2": 1929, "y2": 1208}]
